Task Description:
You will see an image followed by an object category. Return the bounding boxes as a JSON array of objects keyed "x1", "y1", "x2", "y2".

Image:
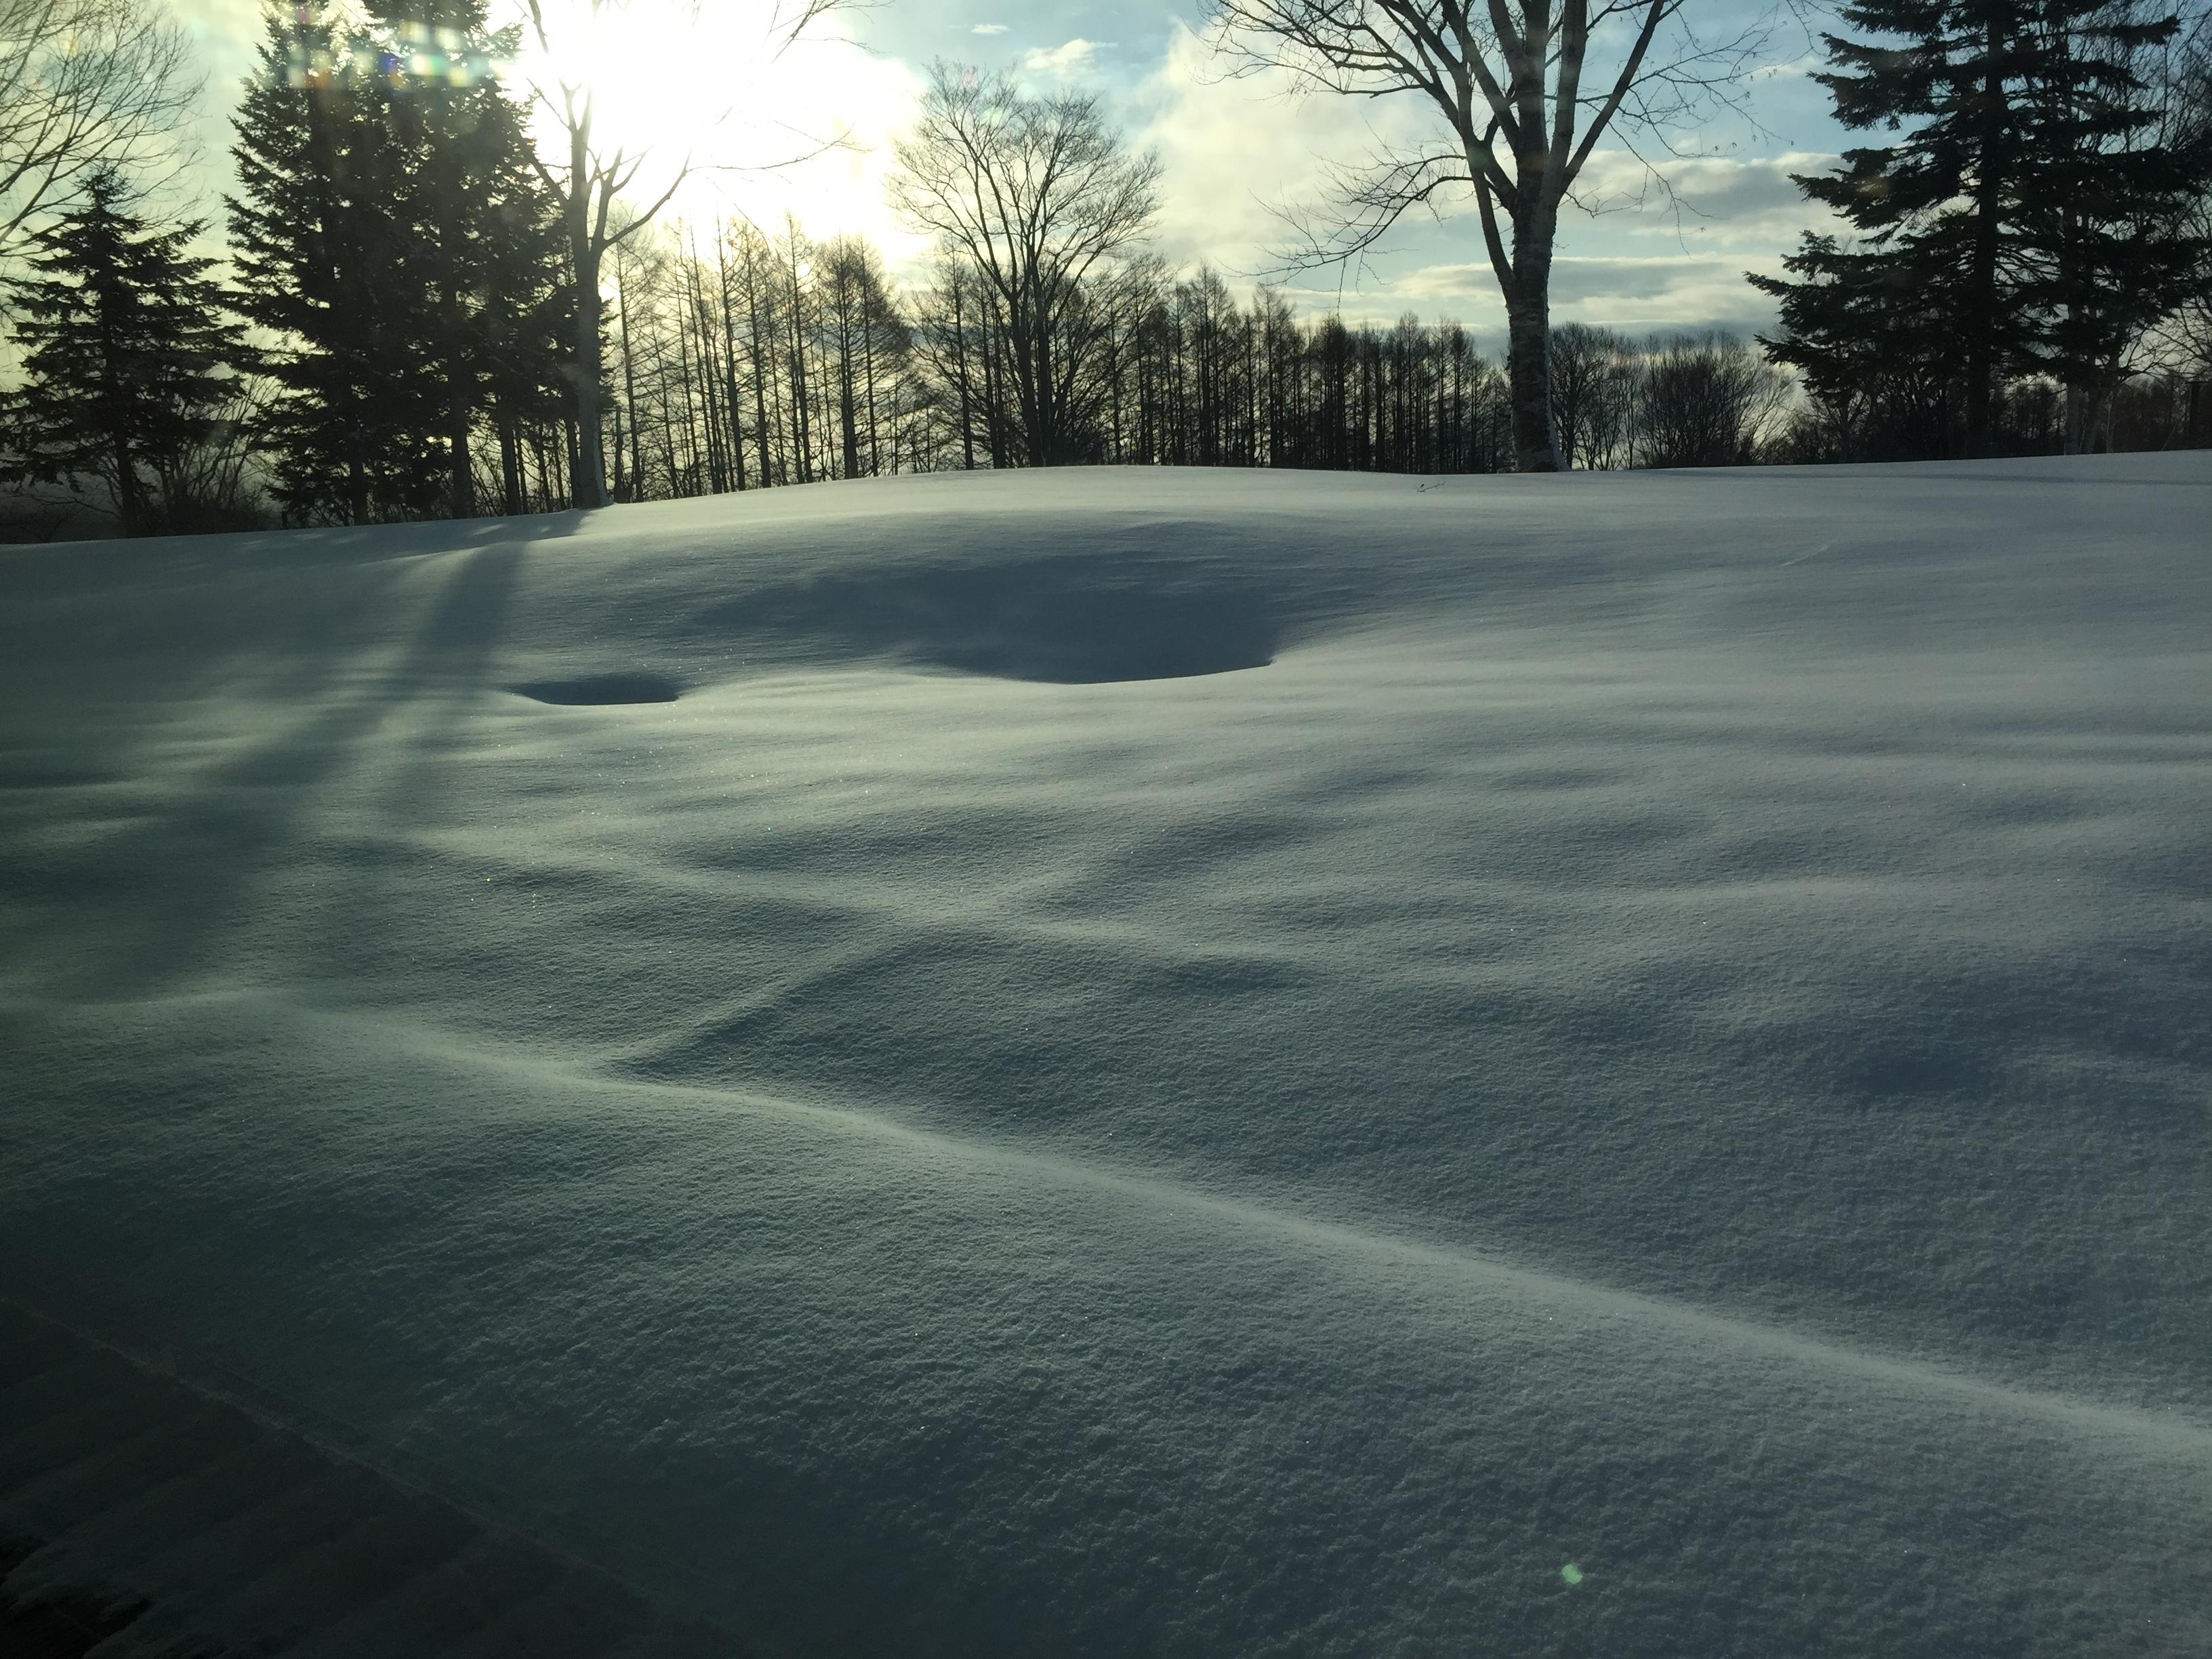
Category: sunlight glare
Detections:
[{"x1": 513, "y1": 0, "x2": 928, "y2": 266}]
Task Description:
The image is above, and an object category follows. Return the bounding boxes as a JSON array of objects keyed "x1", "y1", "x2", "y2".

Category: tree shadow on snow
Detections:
[{"x1": 12, "y1": 526, "x2": 555, "y2": 998}]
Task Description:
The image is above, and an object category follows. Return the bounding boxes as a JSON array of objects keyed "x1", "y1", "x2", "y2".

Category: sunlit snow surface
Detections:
[{"x1": 3, "y1": 459, "x2": 2208, "y2": 1656}]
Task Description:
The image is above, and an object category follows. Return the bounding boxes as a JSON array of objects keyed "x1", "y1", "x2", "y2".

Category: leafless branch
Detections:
[
  {"x1": 1208, "y1": 0, "x2": 1805, "y2": 469},
  {"x1": 0, "y1": 0, "x2": 201, "y2": 270},
  {"x1": 511, "y1": 0, "x2": 867, "y2": 506},
  {"x1": 888, "y1": 62, "x2": 1163, "y2": 463}
]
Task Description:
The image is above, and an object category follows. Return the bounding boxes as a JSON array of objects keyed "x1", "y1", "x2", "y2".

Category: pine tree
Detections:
[
  {"x1": 370, "y1": 0, "x2": 567, "y2": 516},
  {"x1": 229, "y1": 5, "x2": 441, "y2": 523},
  {"x1": 2009, "y1": 1, "x2": 2211, "y2": 448},
  {"x1": 4, "y1": 170, "x2": 246, "y2": 535},
  {"x1": 1750, "y1": 234, "x2": 1972, "y2": 460},
  {"x1": 480, "y1": 184, "x2": 575, "y2": 514},
  {"x1": 1755, "y1": 0, "x2": 2206, "y2": 457},
  {"x1": 228, "y1": 1, "x2": 565, "y2": 523}
]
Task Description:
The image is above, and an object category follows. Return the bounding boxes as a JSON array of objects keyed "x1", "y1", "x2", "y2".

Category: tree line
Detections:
[
  {"x1": 607, "y1": 230, "x2": 1812, "y2": 491},
  {"x1": 0, "y1": 0, "x2": 2207, "y2": 537}
]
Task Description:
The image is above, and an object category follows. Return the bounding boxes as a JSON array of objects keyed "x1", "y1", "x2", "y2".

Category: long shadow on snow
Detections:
[{"x1": 6, "y1": 531, "x2": 548, "y2": 998}]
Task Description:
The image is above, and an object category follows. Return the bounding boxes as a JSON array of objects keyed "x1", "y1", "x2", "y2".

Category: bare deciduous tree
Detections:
[
  {"x1": 819, "y1": 234, "x2": 907, "y2": 478},
  {"x1": 1212, "y1": 0, "x2": 1777, "y2": 471},
  {"x1": 0, "y1": 0, "x2": 199, "y2": 273},
  {"x1": 2150, "y1": 8, "x2": 2212, "y2": 438},
  {"x1": 890, "y1": 62, "x2": 1162, "y2": 466},
  {"x1": 1633, "y1": 330, "x2": 1788, "y2": 466},
  {"x1": 1548, "y1": 320, "x2": 1636, "y2": 467},
  {"x1": 520, "y1": 0, "x2": 856, "y2": 508}
]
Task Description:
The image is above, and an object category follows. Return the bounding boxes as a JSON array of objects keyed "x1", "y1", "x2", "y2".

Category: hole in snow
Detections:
[
  {"x1": 701, "y1": 556, "x2": 1280, "y2": 684},
  {"x1": 510, "y1": 672, "x2": 682, "y2": 706}
]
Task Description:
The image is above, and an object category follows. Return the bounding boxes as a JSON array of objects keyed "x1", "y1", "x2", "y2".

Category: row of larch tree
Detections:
[
  {"x1": 0, "y1": 0, "x2": 2207, "y2": 537},
  {"x1": 611, "y1": 228, "x2": 1807, "y2": 487},
  {"x1": 606, "y1": 220, "x2": 924, "y2": 501}
]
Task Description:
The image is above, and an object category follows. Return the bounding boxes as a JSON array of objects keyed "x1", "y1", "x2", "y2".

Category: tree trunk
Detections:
[
  {"x1": 569, "y1": 234, "x2": 609, "y2": 506},
  {"x1": 752, "y1": 358, "x2": 775, "y2": 486},
  {"x1": 1504, "y1": 227, "x2": 1563, "y2": 472},
  {"x1": 699, "y1": 281, "x2": 729, "y2": 493},
  {"x1": 565, "y1": 125, "x2": 610, "y2": 510},
  {"x1": 674, "y1": 314, "x2": 701, "y2": 494},
  {"x1": 443, "y1": 259, "x2": 472, "y2": 518},
  {"x1": 954, "y1": 293, "x2": 975, "y2": 470},
  {"x1": 616, "y1": 263, "x2": 640, "y2": 499},
  {"x1": 716, "y1": 237, "x2": 748, "y2": 491},
  {"x1": 447, "y1": 415, "x2": 472, "y2": 518},
  {"x1": 743, "y1": 251, "x2": 775, "y2": 487},
  {"x1": 983, "y1": 329, "x2": 1006, "y2": 468},
  {"x1": 1965, "y1": 16, "x2": 2005, "y2": 460},
  {"x1": 860, "y1": 316, "x2": 880, "y2": 476},
  {"x1": 654, "y1": 321, "x2": 680, "y2": 493},
  {"x1": 112, "y1": 433, "x2": 141, "y2": 537},
  {"x1": 785, "y1": 255, "x2": 813, "y2": 484},
  {"x1": 838, "y1": 343, "x2": 861, "y2": 478}
]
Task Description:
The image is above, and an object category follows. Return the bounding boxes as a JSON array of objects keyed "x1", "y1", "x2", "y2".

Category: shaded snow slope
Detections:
[
  {"x1": 0, "y1": 1307, "x2": 730, "y2": 1656},
  {"x1": 2, "y1": 459, "x2": 2208, "y2": 1655}
]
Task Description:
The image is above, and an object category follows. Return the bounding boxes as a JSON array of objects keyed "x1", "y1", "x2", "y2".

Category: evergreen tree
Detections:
[
  {"x1": 371, "y1": 0, "x2": 567, "y2": 517},
  {"x1": 480, "y1": 186, "x2": 575, "y2": 515},
  {"x1": 3, "y1": 169, "x2": 245, "y2": 535},
  {"x1": 2009, "y1": 1, "x2": 2211, "y2": 447},
  {"x1": 1750, "y1": 234, "x2": 1971, "y2": 460},
  {"x1": 228, "y1": 1, "x2": 564, "y2": 523},
  {"x1": 229, "y1": 5, "x2": 438, "y2": 523},
  {"x1": 1755, "y1": 0, "x2": 2206, "y2": 457}
]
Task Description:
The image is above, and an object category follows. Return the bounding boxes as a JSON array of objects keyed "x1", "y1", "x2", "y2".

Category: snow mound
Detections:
[{"x1": 2, "y1": 457, "x2": 2209, "y2": 1656}]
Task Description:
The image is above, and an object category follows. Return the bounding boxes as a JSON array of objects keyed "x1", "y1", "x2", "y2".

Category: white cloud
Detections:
[
  {"x1": 1390, "y1": 253, "x2": 1791, "y2": 333},
  {"x1": 1021, "y1": 38, "x2": 1109, "y2": 77},
  {"x1": 1125, "y1": 21, "x2": 1445, "y2": 284},
  {"x1": 1123, "y1": 20, "x2": 1839, "y2": 331},
  {"x1": 971, "y1": 23, "x2": 1009, "y2": 35},
  {"x1": 1570, "y1": 150, "x2": 1846, "y2": 251}
]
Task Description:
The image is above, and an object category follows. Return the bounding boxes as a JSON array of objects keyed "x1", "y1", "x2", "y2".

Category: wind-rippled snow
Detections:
[{"x1": 3, "y1": 459, "x2": 2207, "y2": 1655}]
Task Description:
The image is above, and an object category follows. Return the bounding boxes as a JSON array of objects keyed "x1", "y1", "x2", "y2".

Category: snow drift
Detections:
[{"x1": 2, "y1": 458, "x2": 2208, "y2": 1656}]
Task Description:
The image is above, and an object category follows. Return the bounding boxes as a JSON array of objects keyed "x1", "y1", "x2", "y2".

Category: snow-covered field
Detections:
[{"x1": 2, "y1": 458, "x2": 2207, "y2": 1656}]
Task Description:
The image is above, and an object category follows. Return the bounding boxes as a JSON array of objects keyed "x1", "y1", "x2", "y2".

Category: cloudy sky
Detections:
[{"x1": 165, "y1": 0, "x2": 1856, "y2": 340}]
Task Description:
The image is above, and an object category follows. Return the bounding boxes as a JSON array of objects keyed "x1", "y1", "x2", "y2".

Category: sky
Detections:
[{"x1": 162, "y1": 0, "x2": 1859, "y2": 340}]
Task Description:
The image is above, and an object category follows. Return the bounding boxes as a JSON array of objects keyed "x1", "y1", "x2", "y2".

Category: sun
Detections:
[{"x1": 510, "y1": 0, "x2": 929, "y2": 263}]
